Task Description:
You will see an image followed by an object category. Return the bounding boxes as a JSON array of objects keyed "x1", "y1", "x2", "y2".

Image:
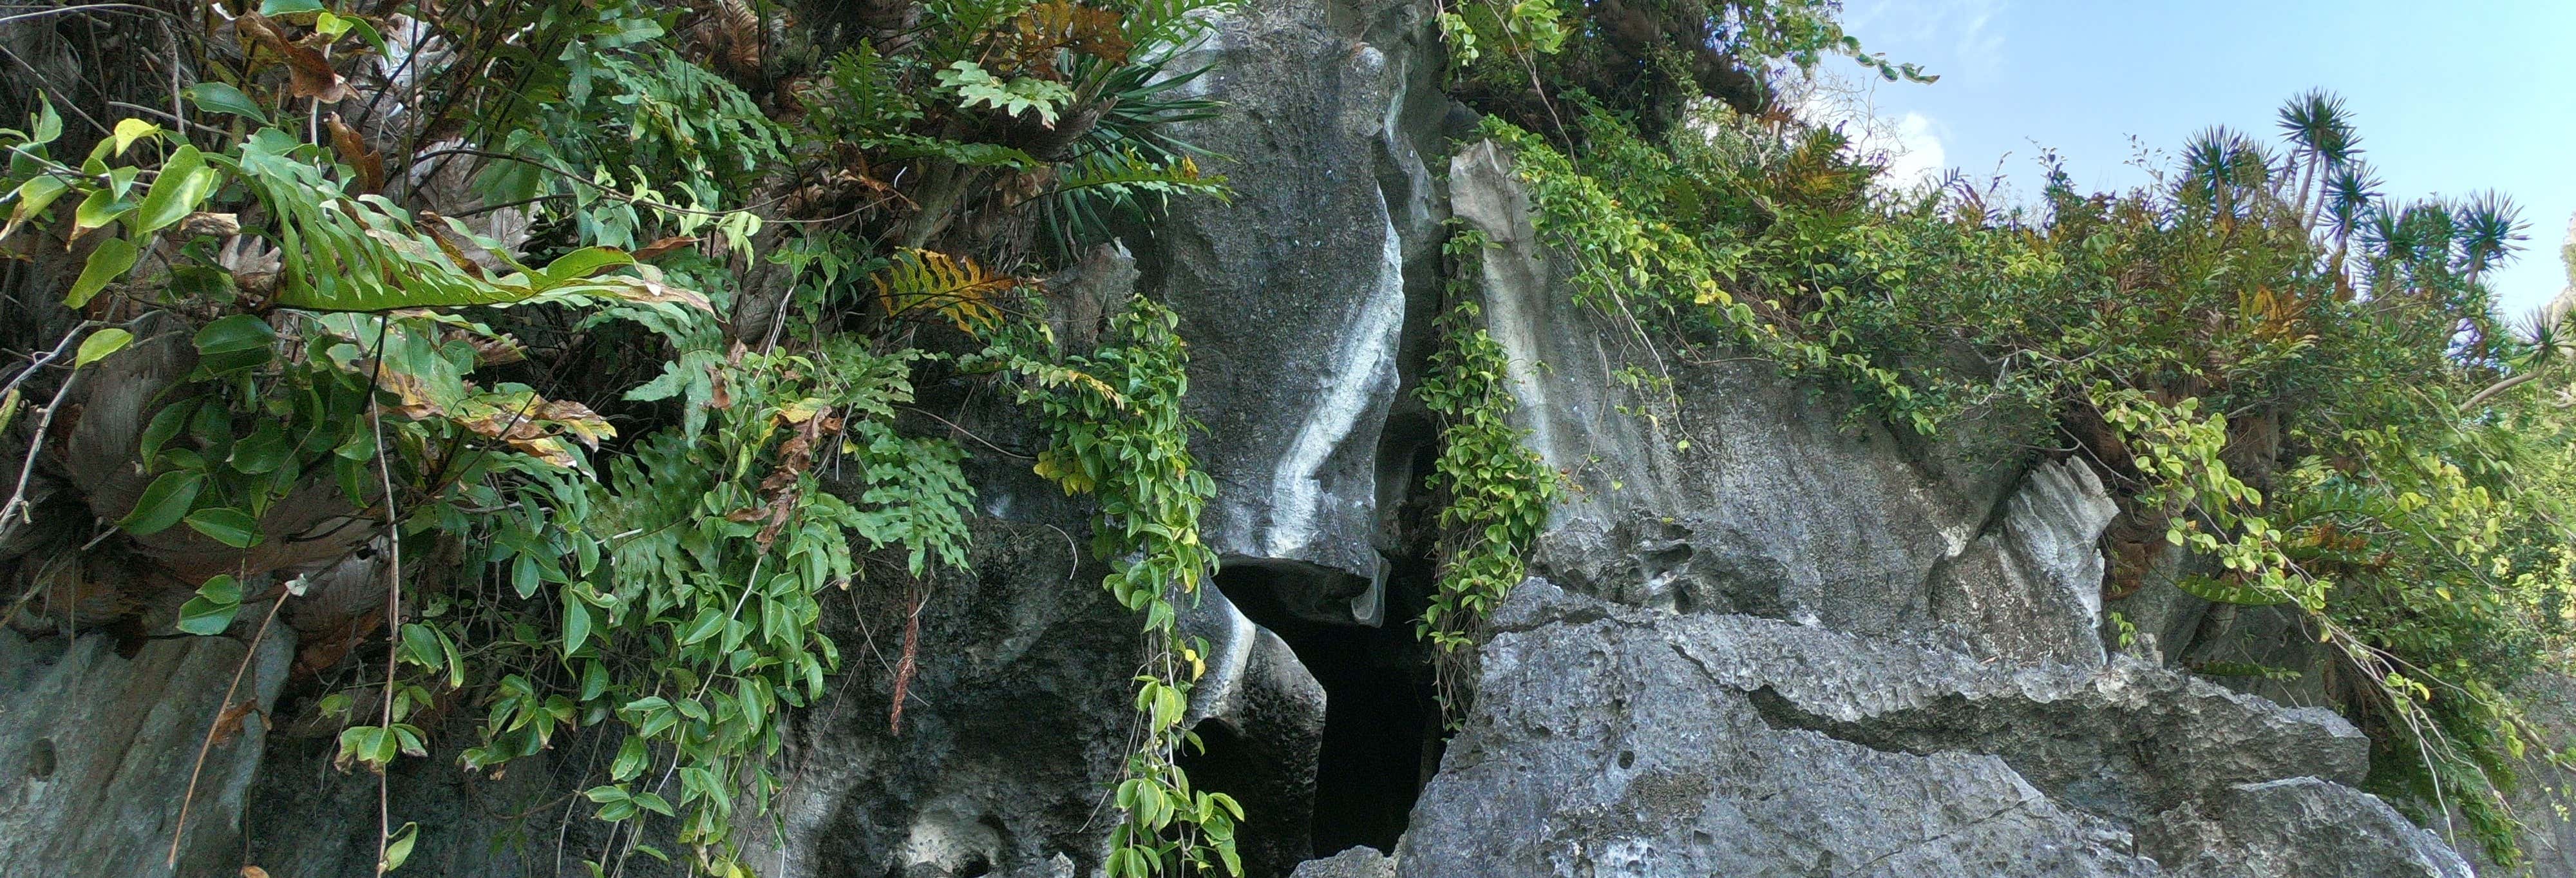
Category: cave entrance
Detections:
[{"x1": 1206, "y1": 558, "x2": 1444, "y2": 859}]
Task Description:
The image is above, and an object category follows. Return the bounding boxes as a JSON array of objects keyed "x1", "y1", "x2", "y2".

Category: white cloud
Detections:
[
  {"x1": 1874, "y1": 112, "x2": 1949, "y2": 189},
  {"x1": 1844, "y1": 0, "x2": 2006, "y2": 79},
  {"x1": 1788, "y1": 85, "x2": 1951, "y2": 191}
]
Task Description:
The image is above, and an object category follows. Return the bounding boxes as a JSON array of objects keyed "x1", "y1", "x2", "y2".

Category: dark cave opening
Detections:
[{"x1": 1203, "y1": 558, "x2": 1446, "y2": 860}]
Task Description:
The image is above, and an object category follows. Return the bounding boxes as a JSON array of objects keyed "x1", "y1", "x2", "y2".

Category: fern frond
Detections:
[{"x1": 869, "y1": 248, "x2": 1016, "y2": 332}]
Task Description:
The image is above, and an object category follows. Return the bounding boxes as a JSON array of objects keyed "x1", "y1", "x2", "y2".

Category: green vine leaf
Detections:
[
  {"x1": 74, "y1": 327, "x2": 132, "y2": 367},
  {"x1": 64, "y1": 236, "x2": 139, "y2": 308},
  {"x1": 175, "y1": 574, "x2": 243, "y2": 635},
  {"x1": 118, "y1": 470, "x2": 205, "y2": 535}
]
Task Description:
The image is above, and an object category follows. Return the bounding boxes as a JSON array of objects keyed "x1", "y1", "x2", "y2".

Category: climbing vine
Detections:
[
  {"x1": 1414, "y1": 230, "x2": 1563, "y2": 720},
  {"x1": 0, "y1": 0, "x2": 1232, "y2": 872},
  {"x1": 978, "y1": 300, "x2": 1244, "y2": 875}
]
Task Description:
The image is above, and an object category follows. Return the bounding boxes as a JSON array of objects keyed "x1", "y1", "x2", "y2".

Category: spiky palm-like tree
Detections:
[
  {"x1": 2463, "y1": 305, "x2": 2575, "y2": 410},
  {"x1": 2181, "y1": 126, "x2": 2269, "y2": 221},
  {"x1": 2276, "y1": 89, "x2": 2360, "y2": 233},
  {"x1": 2325, "y1": 162, "x2": 2382, "y2": 256},
  {"x1": 2455, "y1": 189, "x2": 2528, "y2": 290}
]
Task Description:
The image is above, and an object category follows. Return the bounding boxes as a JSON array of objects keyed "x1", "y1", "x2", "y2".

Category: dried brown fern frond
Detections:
[{"x1": 1007, "y1": 1, "x2": 1130, "y2": 74}]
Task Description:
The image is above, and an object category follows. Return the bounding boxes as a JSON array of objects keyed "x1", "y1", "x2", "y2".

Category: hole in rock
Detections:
[{"x1": 1191, "y1": 560, "x2": 1446, "y2": 862}]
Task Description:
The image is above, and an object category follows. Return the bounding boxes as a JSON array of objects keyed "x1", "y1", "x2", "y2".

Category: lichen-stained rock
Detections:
[
  {"x1": 1151, "y1": 0, "x2": 1449, "y2": 588},
  {"x1": 1929, "y1": 458, "x2": 2122, "y2": 668},
  {"x1": 1448, "y1": 140, "x2": 2045, "y2": 638},
  {"x1": 741, "y1": 517, "x2": 1139, "y2": 876},
  {"x1": 1397, "y1": 582, "x2": 2420, "y2": 877},
  {"x1": 0, "y1": 627, "x2": 293, "y2": 878},
  {"x1": 1399, "y1": 583, "x2": 2154, "y2": 878},
  {"x1": 2140, "y1": 778, "x2": 2475, "y2": 878}
]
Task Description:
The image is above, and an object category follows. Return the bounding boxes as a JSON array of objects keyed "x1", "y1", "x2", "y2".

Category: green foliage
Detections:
[
  {"x1": 1441, "y1": 0, "x2": 1930, "y2": 137},
  {"x1": 0, "y1": 0, "x2": 1231, "y2": 871},
  {"x1": 1484, "y1": 86, "x2": 2574, "y2": 863},
  {"x1": 975, "y1": 300, "x2": 1242, "y2": 875},
  {"x1": 422, "y1": 332, "x2": 972, "y2": 874},
  {"x1": 1413, "y1": 233, "x2": 1564, "y2": 718}
]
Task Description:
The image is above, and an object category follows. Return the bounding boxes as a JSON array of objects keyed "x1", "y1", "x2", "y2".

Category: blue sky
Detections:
[{"x1": 1833, "y1": 0, "x2": 2576, "y2": 314}]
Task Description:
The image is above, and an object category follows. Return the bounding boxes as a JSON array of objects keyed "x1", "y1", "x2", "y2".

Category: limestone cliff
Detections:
[{"x1": 0, "y1": 0, "x2": 2512, "y2": 875}]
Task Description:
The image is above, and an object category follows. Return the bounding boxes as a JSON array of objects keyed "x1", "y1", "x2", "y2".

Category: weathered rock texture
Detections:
[
  {"x1": 1393, "y1": 133, "x2": 2477, "y2": 877},
  {"x1": 0, "y1": 627, "x2": 293, "y2": 877},
  {"x1": 1155, "y1": 0, "x2": 1449, "y2": 606},
  {"x1": 0, "y1": 0, "x2": 2506, "y2": 873},
  {"x1": 1396, "y1": 582, "x2": 2466, "y2": 877}
]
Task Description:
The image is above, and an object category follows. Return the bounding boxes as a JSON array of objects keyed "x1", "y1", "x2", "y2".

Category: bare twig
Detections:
[
  {"x1": 367, "y1": 321, "x2": 406, "y2": 875},
  {"x1": 0, "y1": 325, "x2": 96, "y2": 527},
  {"x1": 164, "y1": 585, "x2": 289, "y2": 867}
]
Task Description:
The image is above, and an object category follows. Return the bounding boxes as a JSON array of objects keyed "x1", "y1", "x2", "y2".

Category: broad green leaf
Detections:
[
  {"x1": 2, "y1": 175, "x2": 69, "y2": 239},
  {"x1": 611, "y1": 734, "x2": 649, "y2": 781},
  {"x1": 108, "y1": 118, "x2": 160, "y2": 156},
  {"x1": 175, "y1": 574, "x2": 242, "y2": 635},
  {"x1": 536, "y1": 247, "x2": 636, "y2": 285},
  {"x1": 74, "y1": 327, "x2": 132, "y2": 367},
  {"x1": 198, "y1": 571, "x2": 242, "y2": 603},
  {"x1": 437, "y1": 627, "x2": 466, "y2": 689},
  {"x1": 140, "y1": 400, "x2": 197, "y2": 464},
  {"x1": 70, "y1": 187, "x2": 133, "y2": 239},
  {"x1": 631, "y1": 792, "x2": 674, "y2": 816},
  {"x1": 118, "y1": 470, "x2": 204, "y2": 535},
  {"x1": 132, "y1": 145, "x2": 214, "y2": 235},
  {"x1": 401, "y1": 622, "x2": 442, "y2": 669},
  {"x1": 195, "y1": 314, "x2": 274, "y2": 354},
  {"x1": 176, "y1": 595, "x2": 239, "y2": 635},
  {"x1": 193, "y1": 314, "x2": 276, "y2": 375},
  {"x1": 182, "y1": 82, "x2": 271, "y2": 125},
  {"x1": 30, "y1": 93, "x2": 60, "y2": 144},
  {"x1": 184, "y1": 506, "x2": 262, "y2": 548},
  {"x1": 381, "y1": 821, "x2": 418, "y2": 873},
  {"x1": 676, "y1": 606, "x2": 725, "y2": 646},
  {"x1": 65, "y1": 237, "x2": 139, "y2": 308},
  {"x1": 562, "y1": 596, "x2": 592, "y2": 658},
  {"x1": 228, "y1": 421, "x2": 290, "y2": 474},
  {"x1": 259, "y1": 0, "x2": 327, "y2": 15}
]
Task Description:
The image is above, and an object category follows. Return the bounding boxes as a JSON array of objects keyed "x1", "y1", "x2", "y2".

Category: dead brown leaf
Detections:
[
  {"x1": 209, "y1": 699, "x2": 263, "y2": 747},
  {"x1": 633, "y1": 235, "x2": 699, "y2": 261},
  {"x1": 176, "y1": 212, "x2": 241, "y2": 238},
  {"x1": 325, "y1": 114, "x2": 386, "y2": 193},
  {"x1": 237, "y1": 14, "x2": 351, "y2": 103}
]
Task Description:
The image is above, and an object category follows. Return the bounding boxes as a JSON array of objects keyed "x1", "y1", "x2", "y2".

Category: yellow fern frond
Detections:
[{"x1": 870, "y1": 248, "x2": 1015, "y2": 333}]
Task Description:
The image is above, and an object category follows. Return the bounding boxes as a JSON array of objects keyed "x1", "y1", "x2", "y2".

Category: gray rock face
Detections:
[
  {"x1": 2141, "y1": 778, "x2": 2474, "y2": 878},
  {"x1": 1929, "y1": 459, "x2": 2120, "y2": 668},
  {"x1": 1396, "y1": 582, "x2": 2411, "y2": 877},
  {"x1": 1293, "y1": 846, "x2": 1396, "y2": 877},
  {"x1": 1450, "y1": 140, "x2": 2040, "y2": 639},
  {"x1": 1412, "y1": 139, "x2": 2477, "y2": 876},
  {"x1": 1182, "y1": 583, "x2": 1331, "y2": 876},
  {"x1": 740, "y1": 517, "x2": 1148, "y2": 877},
  {"x1": 0, "y1": 627, "x2": 293, "y2": 877},
  {"x1": 1155, "y1": 0, "x2": 1448, "y2": 595}
]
